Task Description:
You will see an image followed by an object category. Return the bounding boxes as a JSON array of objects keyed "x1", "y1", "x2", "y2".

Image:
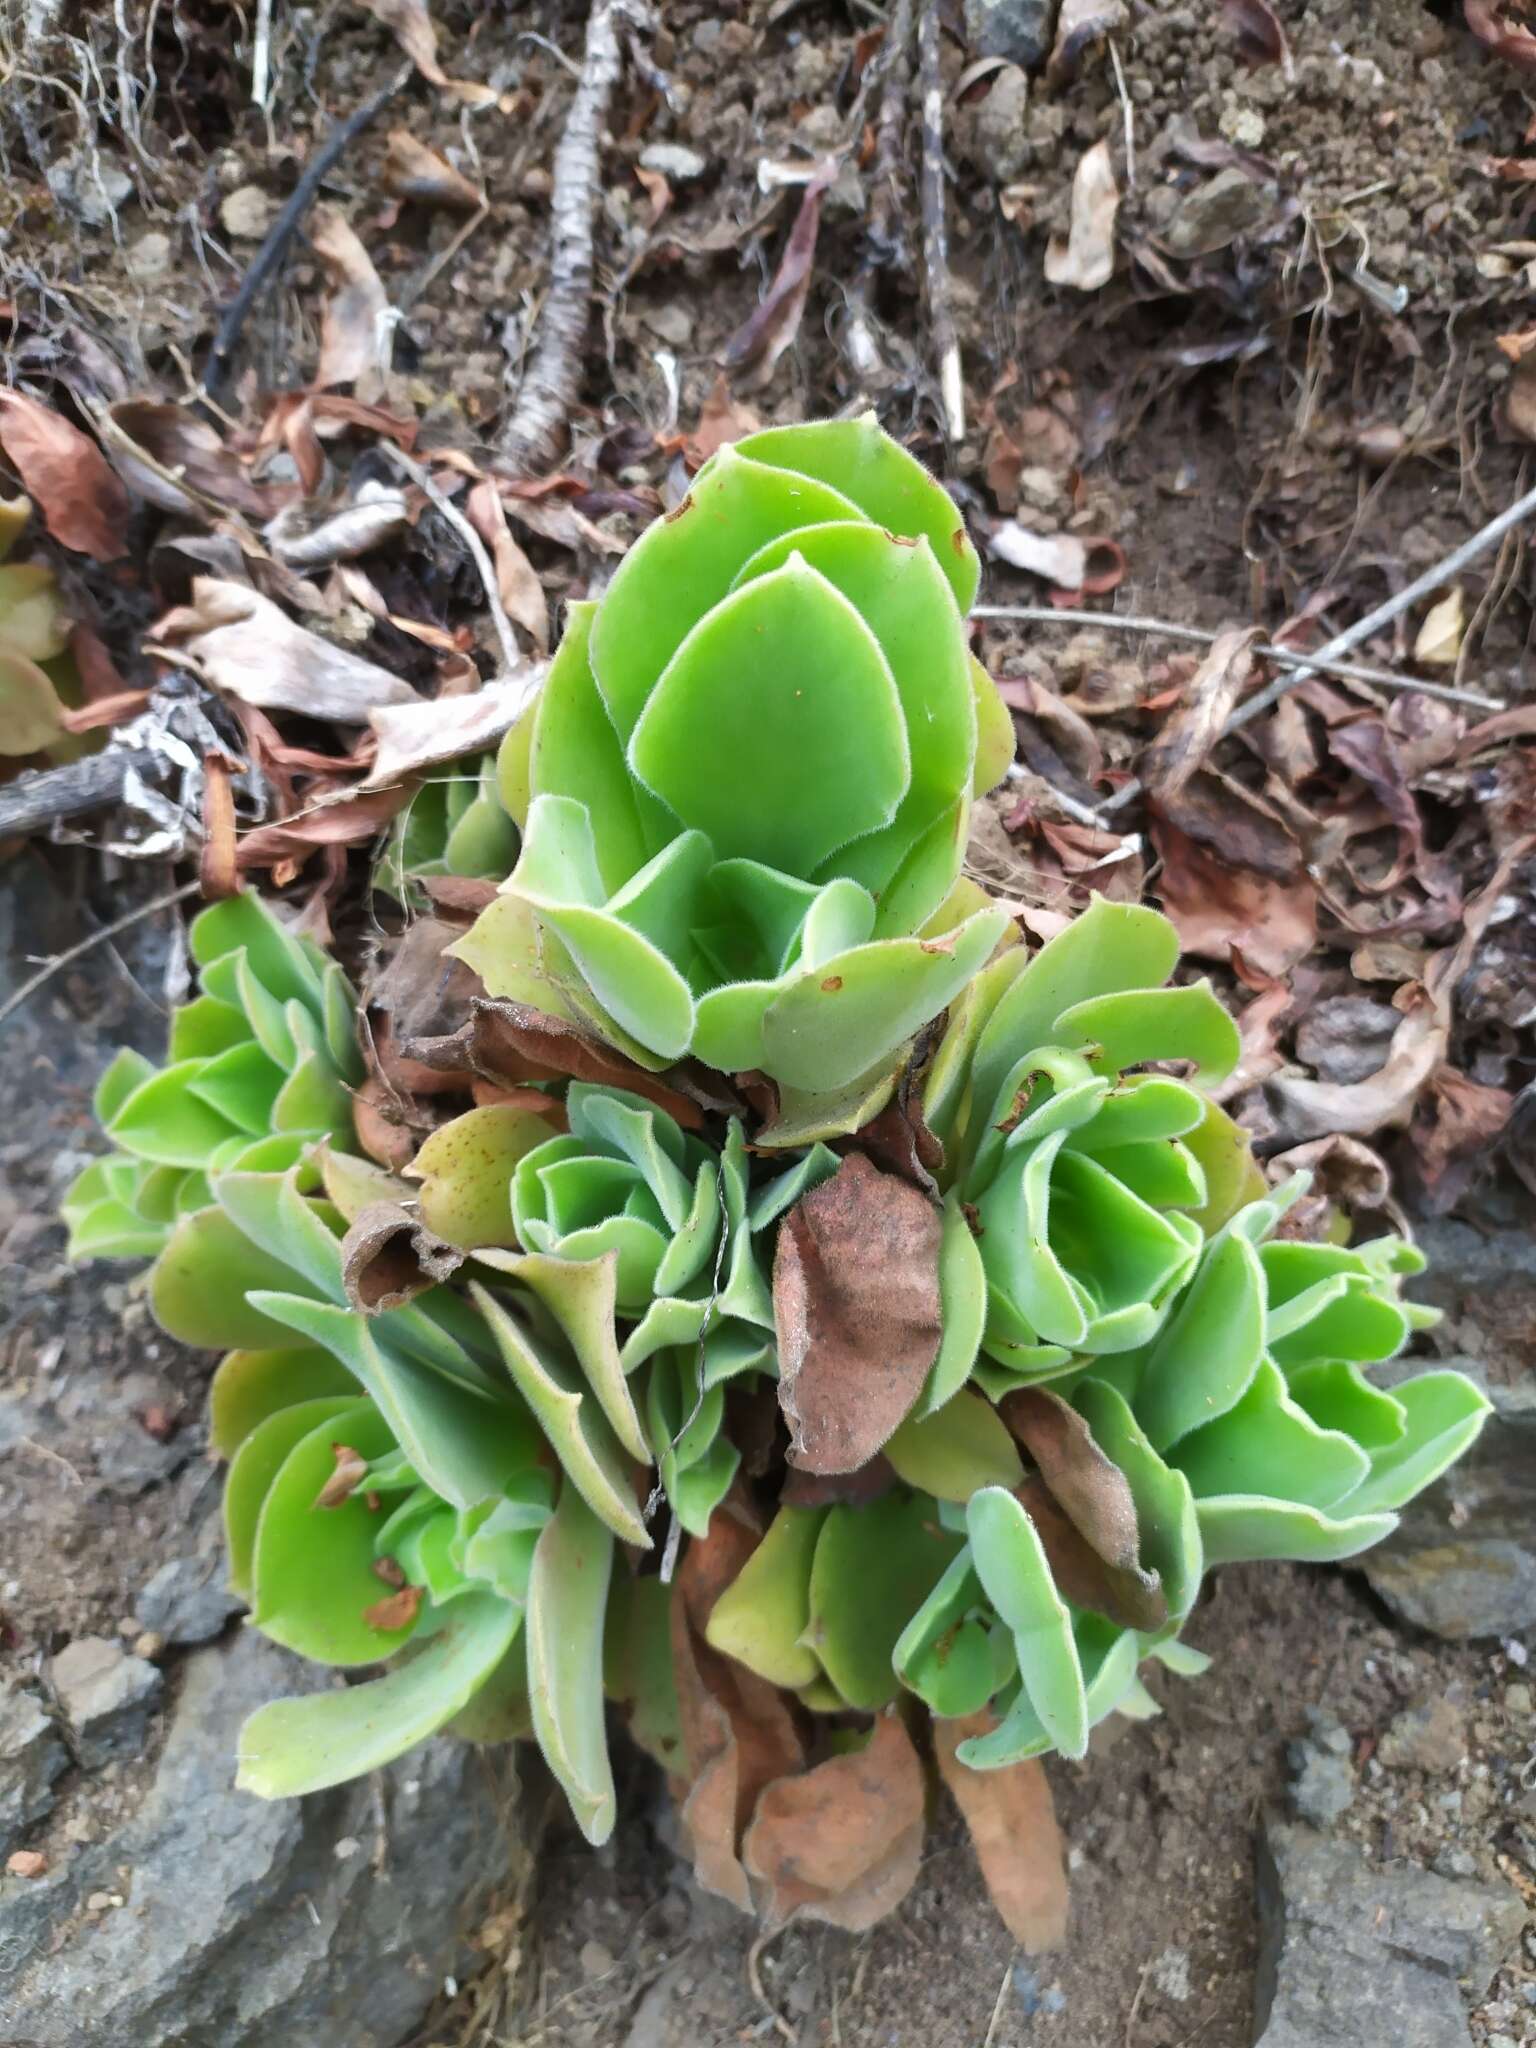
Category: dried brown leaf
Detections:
[
  {"x1": 341, "y1": 1200, "x2": 465, "y2": 1313},
  {"x1": 106, "y1": 401, "x2": 277, "y2": 519},
  {"x1": 1219, "y1": 0, "x2": 1292, "y2": 70},
  {"x1": 1466, "y1": 0, "x2": 1536, "y2": 72},
  {"x1": 686, "y1": 375, "x2": 763, "y2": 467},
  {"x1": 1412, "y1": 1068, "x2": 1515, "y2": 1206},
  {"x1": 358, "y1": 0, "x2": 497, "y2": 101},
  {"x1": 722, "y1": 162, "x2": 835, "y2": 386},
  {"x1": 365, "y1": 674, "x2": 543, "y2": 785},
  {"x1": 199, "y1": 751, "x2": 239, "y2": 902},
  {"x1": 990, "y1": 523, "x2": 1086, "y2": 586},
  {"x1": 1152, "y1": 815, "x2": 1317, "y2": 976},
  {"x1": 1046, "y1": 0, "x2": 1129, "y2": 89},
  {"x1": 383, "y1": 128, "x2": 483, "y2": 209},
  {"x1": 1044, "y1": 141, "x2": 1119, "y2": 292},
  {"x1": 933, "y1": 1716, "x2": 1069, "y2": 1952},
  {"x1": 150, "y1": 577, "x2": 417, "y2": 720},
  {"x1": 741, "y1": 1715, "x2": 924, "y2": 1931},
  {"x1": 1141, "y1": 627, "x2": 1261, "y2": 801},
  {"x1": 773, "y1": 1154, "x2": 943, "y2": 1475},
  {"x1": 465, "y1": 480, "x2": 549, "y2": 652},
  {"x1": 313, "y1": 1441, "x2": 370, "y2": 1509},
  {"x1": 236, "y1": 783, "x2": 414, "y2": 873},
  {"x1": 0, "y1": 391, "x2": 130, "y2": 560},
  {"x1": 308, "y1": 207, "x2": 391, "y2": 395}
]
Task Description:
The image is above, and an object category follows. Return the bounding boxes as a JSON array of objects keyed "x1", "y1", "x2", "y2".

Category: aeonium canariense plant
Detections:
[
  {"x1": 452, "y1": 415, "x2": 1018, "y2": 1105},
  {"x1": 60, "y1": 414, "x2": 1492, "y2": 1948}
]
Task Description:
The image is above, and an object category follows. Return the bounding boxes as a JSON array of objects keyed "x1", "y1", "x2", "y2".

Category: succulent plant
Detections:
[
  {"x1": 453, "y1": 415, "x2": 1017, "y2": 1102},
  {"x1": 374, "y1": 752, "x2": 517, "y2": 904},
  {"x1": 61, "y1": 893, "x2": 362, "y2": 1261}
]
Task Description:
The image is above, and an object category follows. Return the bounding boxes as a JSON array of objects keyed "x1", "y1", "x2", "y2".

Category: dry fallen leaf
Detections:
[
  {"x1": 341, "y1": 1201, "x2": 465, "y2": 1312},
  {"x1": 1465, "y1": 0, "x2": 1536, "y2": 72},
  {"x1": 1412, "y1": 587, "x2": 1464, "y2": 667},
  {"x1": 465, "y1": 480, "x2": 549, "y2": 652},
  {"x1": 1141, "y1": 627, "x2": 1261, "y2": 801},
  {"x1": 1151, "y1": 815, "x2": 1317, "y2": 977},
  {"x1": 773, "y1": 1154, "x2": 943, "y2": 1475},
  {"x1": 308, "y1": 207, "x2": 392, "y2": 396},
  {"x1": 1045, "y1": 141, "x2": 1119, "y2": 293},
  {"x1": 382, "y1": 128, "x2": 483, "y2": 210},
  {"x1": 1046, "y1": 0, "x2": 1129, "y2": 89},
  {"x1": 358, "y1": 0, "x2": 497, "y2": 101},
  {"x1": 722, "y1": 161, "x2": 836, "y2": 386},
  {"x1": 150, "y1": 577, "x2": 417, "y2": 721},
  {"x1": 686, "y1": 375, "x2": 763, "y2": 467},
  {"x1": 0, "y1": 391, "x2": 130, "y2": 560},
  {"x1": 990, "y1": 523, "x2": 1086, "y2": 586},
  {"x1": 365, "y1": 671, "x2": 544, "y2": 787},
  {"x1": 1219, "y1": 0, "x2": 1292, "y2": 72},
  {"x1": 741, "y1": 1714, "x2": 925, "y2": 1931},
  {"x1": 933, "y1": 1716, "x2": 1069, "y2": 1952}
]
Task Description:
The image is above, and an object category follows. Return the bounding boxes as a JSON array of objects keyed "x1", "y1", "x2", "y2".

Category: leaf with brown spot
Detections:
[
  {"x1": 363, "y1": 1582, "x2": 423, "y2": 1631},
  {"x1": 933, "y1": 1715, "x2": 1069, "y2": 1951},
  {"x1": 0, "y1": 391, "x2": 131, "y2": 560},
  {"x1": 741, "y1": 1714, "x2": 924, "y2": 1930},
  {"x1": 1000, "y1": 1388, "x2": 1166, "y2": 1632},
  {"x1": 341, "y1": 1201, "x2": 465, "y2": 1313},
  {"x1": 313, "y1": 1442, "x2": 371, "y2": 1510},
  {"x1": 773, "y1": 1155, "x2": 944, "y2": 1475}
]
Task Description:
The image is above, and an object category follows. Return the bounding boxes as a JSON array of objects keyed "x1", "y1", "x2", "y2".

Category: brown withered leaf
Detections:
[
  {"x1": 1466, "y1": 0, "x2": 1536, "y2": 72},
  {"x1": 1046, "y1": 0, "x2": 1128, "y2": 89},
  {"x1": 236, "y1": 785, "x2": 415, "y2": 877},
  {"x1": 1152, "y1": 815, "x2": 1317, "y2": 977},
  {"x1": 359, "y1": 0, "x2": 497, "y2": 101},
  {"x1": 722, "y1": 161, "x2": 835, "y2": 387},
  {"x1": 383, "y1": 128, "x2": 483, "y2": 209},
  {"x1": 1155, "y1": 766, "x2": 1303, "y2": 882},
  {"x1": 465, "y1": 480, "x2": 549, "y2": 653},
  {"x1": 774, "y1": 1154, "x2": 944, "y2": 1475},
  {"x1": 342, "y1": 1201, "x2": 465, "y2": 1312},
  {"x1": 309, "y1": 207, "x2": 391, "y2": 395},
  {"x1": 1045, "y1": 141, "x2": 1119, "y2": 292},
  {"x1": 199, "y1": 751, "x2": 239, "y2": 902},
  {"x1": 1411, "y1": 1068, "x2": 1515, "y2": 1212},
  {"x1": 1266, "y1": 1134, "x2": 1397, "y2": 1244},
  {"x1": 686, "y1": 376, "x2": 763, "y2": 468},
  {"x1": 353, "y1": 1073, "x2": 425, "y2": 1171},
  {"x1": 151, "y1": 578, "x2": 417, "y2": 720},
  {"x1": 1220, "y1": 0, "x2": 1291, "y2": 70},
  {"x1": 366, "y1": 673, "x2": 545, "y2": 787},
  {"x1": 781, "y1": 1455, "x2": 897, "y2": 1509},
  {"x1": 1142, "y1": 627, "x2": 1260, "y2": 802},
  {"x1": 106, "y1": 401, "x2": 278, "y2": 520},
  {"x1": 1001, "y1": 1388, "x2": 1166, "y2": 1632},
  {"x1": 741, "y1": 1714, "x2": 924, "y2": 1931},
  {"x1": 313, "y1": 1441, "x2": 370, "y2": 1510},
  {"x1": 846, "y1": 1090, "x2": 944, "y2": 1195},
  {"x1": 0, "y1": 391, "x2": 130, "y2": 560},
  {"x1": 933, "y1": 1716, "x2": 1069, "y2": 1952},
  {"x1": 998, "y1": 672, "x2": 1103, "y2": 790}
]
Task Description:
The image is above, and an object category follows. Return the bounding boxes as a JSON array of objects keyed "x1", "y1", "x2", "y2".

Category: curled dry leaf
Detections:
[
  {"x1": 722, "y1": 161, "x2": 836, "y2": 387},
  {"x1": 266, "y1": 490, "x2": 411, "y2": 570},
  {"x1": 1219, "y1": 0, "x2": 1292, "y2": 72},
  {"x1": 308, "y1": 207, "x2": 392, "y2": 396},
  {"x1": 740, "y1": 1714, "x2": 924, "y2": 1932},
  {"x1": 383, "y1": 128, "x2": 482, "y2": 210},
  {"x1": 199, "y1": 751, "x2": 240, "y2": 902},
  {"x1": 1412, "y1": 1068, "x2": 1515, "y2": 1209},
  {"x1": 933, "y1": 1716, "x2": 1069, "y2": 1952},
  {"x1": 465, "y1": 480, "x2": 550, "y2": 653},
  {"x1": 1266, "y1": 1133, "x2": 1397, "y2": 1242},
  {"x1": 1045, "y1": 141, "x2": 1119, "y2": 293},
  {"x1": 1140, "y1": 626, "x2": 1261, "y2": 802},
  {"x1": 1465, "y1": 0, "x2": 1536, "y2": 72},
  {"x1": 150, "y1": 577, "x2": 417, "y2": 721},
  {"x1": 236, "y1": 784, "x2": 415, "y2": 875},
  {"x1": 341, "y1": 1200, "x2": 465, "y2": 1313},
  {"x1": 358, "y1": 0, "x2": 497, "y2": 101},
  {"x1": 106, "y1": 401, "x2": 277, "y2": 520},
  {"x1": 773, "y1": 1153, "x2": 944, "y2": 1475},
  {"x1": 1412, "y1": 587, "x2": 1464, "y2": 667},
  {"x1": 0, "y1": 390, "x2": 130, "y2": 560},
  {"x1": 1151, "y1": 815, "x2": 1317, "y2": 977},
  {"x1": 686, "y1": 375, "x2": 763, "y2": 468},
  {"x1": 1046, "y1": 0, "x2": 1129, "y2": 89},
  {"x1": 365, "y1": 671, "x2": 545, "y2": 787}
]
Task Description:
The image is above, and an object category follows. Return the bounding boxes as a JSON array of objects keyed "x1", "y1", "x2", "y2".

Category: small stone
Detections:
[
  {"x1": 135, "y1": 1555, "x2": 241, "y2": 1647},
  {"x1": 580, "y1": 1938, "x2": 615, "y2": 1980},
  {"x1": 961, "y1": 64, "x2": 1031, "y2": 186},
  {"x1": 1304, "y1": 1709, "x2": 1353, "y2": 1758},
  {"x1": 638, "y1": 142, "x2": 707, "y2": 183},
  {"x1": 85, "y1": 1891, "x2": 120, "y2": 1912},
  {"x1": 1151, "y1": 1946, "x2": 1191, "y2": 2002},
  {"x1": 126, "y1": 232, "x2": 172, "y2": 284},
  {"x1": 1432, "y1": 1847, "x2": 1478, "y2": 1880},
  {"x1": 1505, "y1": 1682, "x2": 1532, "y2": 1717},
  {"x1": 1288, "y1": 1721, "x2": 1355, "y2": 1827},
  {"x1": 219, "y1": 185, "x2": 275, "y2": 242},
  {"x1": 1162, "y1": 167, "x2": 1274, "y2": 259},
  {"x1": 46, "y1": 151, "x2": 133, "y2": 227},
  {"x1": 0, "y1": 1683, "x2": 67, "y2": 1856},
  {"x1": 1218, "y1": 103, "x2": 1266, "y2": 149},
  {"x1": 640, "y1": 302, "x2": 694, "y2": 348},
  {"x1": 6, "y1": 1850, "x2": 46, "y2": 1878},
  {"x1": 50, "y1": 1638, "x2": 162, "y2": 1769},
  {"x1": 1377, "y1": 1698, "x2": 1467, "y2": 1775},
  {"x1": 131, "y1": 1633, "x2": 165, "y2": 1663},
  {"x1": 963, "y1": 0, "x2": 1058, "y2": 68},
  {"x1": 1295, "y1": 997, "x2": 1401, "y2": 1086}
]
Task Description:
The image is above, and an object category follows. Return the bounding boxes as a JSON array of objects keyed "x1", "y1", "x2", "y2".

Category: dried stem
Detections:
[
  {"x1": 0, "y1": 745, "x2": 164, "y2": 843},
  {"x1": 917, "y1": 0, "x2": 963, "y2": 440},
  {"x1": 499, "y1": 1, "x2": 641, "y2": 473},
  {"x1": 844, "y1": 0, "x2": 914, "y2": 386}
]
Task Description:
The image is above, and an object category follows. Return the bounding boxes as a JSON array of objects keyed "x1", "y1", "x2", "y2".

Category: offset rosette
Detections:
[
  {"x1": 61, "y1": 893, "x2": 360, "y2": 1261},
  {"x1": 454, "y1": 415, "x2": 1016, "y2": 1095}
]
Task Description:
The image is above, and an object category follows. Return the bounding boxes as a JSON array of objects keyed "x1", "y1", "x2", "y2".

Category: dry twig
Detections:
[
  {"x1": 844, "y1": 0, "x2": 914, "y2": 386},
  {"x1": 500, "y1": 2, "x2": 650, "y2": 472},
  {"x1": 917, "y1": 0, "x2": 963, "y2": 440},
  {"x1": 0, "y1": 746, "x2": 165, "y2": 843}
]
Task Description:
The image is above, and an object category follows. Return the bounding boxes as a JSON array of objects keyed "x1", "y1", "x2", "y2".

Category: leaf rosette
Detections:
[
  {"x1": 61, "y1": 893, "x2": 361, "y2": 1261},
  {"x1": 453, "y1": 415, "x2": 1016, "y2": 1098}
]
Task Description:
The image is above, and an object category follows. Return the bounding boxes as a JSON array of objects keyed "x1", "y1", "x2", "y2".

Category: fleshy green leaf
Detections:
[
  {"x1": 884, "y1": 1390, "x2": 1024, "y2": 1501},
  {"x1": 802, "y1": 1492, "x2": 963, "y2": 1710},
  {"x1": 527, "y1": 1482, "x2": 617, "y2": 1845},
  {"x1": 966, "y1": 1486, "x2": 1087, "y2": 1758},
  {"x1": 1343, "y1": 1371, "x2": 1491, "y2": 1517},
  {"x1": 210, "y1": 1346, "x2": 359, "y2": 1457},
  {"x1": 705, "y1": 1503, "x2": 826, "y2": 1690}
]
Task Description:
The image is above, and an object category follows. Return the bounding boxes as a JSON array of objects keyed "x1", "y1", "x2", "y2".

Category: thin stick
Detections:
[
  {"x1": 382, "y1": 444, "x2": 523, "y2": 680},
  {"x1": 200, "y1": 60, "x2": 411, "y2": 401},
  {"x1": 1108, "y1": 36, "x2": 1135, "y2": 189},
  {"x1": 973, "y1": 606, "x2": 1506, "y2": 711},
  {"x1": 252, "y1": 0, "x2": 272, "y2": 105},
  {"x1": 0, "y1": 878, "x2": 200, "y2": 1032},
  {"x1": 0, "y1": 746, "x2": 166, "y2": 842},
  {"x1": 844, "y1": 0, "x2": 914, "y2": 385},
  {"x1": 981, "y1": 1957, "x2": 1014, "y2": 2048},
  {"x1": 1124, "y1": 1960, "x2": 1151, "y2": 2048},
  {"x1": 500, "y1": 1, "x2": 634, "y2": 472},
  {"x1": 746, "y1": 1927, "x2": 797, "y2": 2046},
  {"x1": 917, "y1": 0, "x2": 964, "y2": 441},
  {"x1": 1100, "y1": 472, "x2": 1536, "y2": 812}
]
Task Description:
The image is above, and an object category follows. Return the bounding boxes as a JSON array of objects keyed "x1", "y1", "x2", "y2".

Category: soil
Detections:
[{"x1": 4, "y1": 0, "x2": 1536, "y2": 2043}]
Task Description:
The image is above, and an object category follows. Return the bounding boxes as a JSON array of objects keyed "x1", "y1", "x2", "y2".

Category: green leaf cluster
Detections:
[
  {"x1": 374, "y1": 752, "x2": 517, "y2": 905},
  {"x1": 61, "y1": 893, "x2": 363, "y2": 1262}
]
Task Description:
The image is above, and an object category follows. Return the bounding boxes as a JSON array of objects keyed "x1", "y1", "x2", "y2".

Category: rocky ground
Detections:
[{"x1": 3, "y1": 0, "x2": 1536, "y2": 2043}]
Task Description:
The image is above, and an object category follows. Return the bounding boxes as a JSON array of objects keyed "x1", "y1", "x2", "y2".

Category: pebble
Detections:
[
  {"x1": 1505, "y1": 1682, "x2": 1532, "y2": 1717},
  {"x1": 638, "y1": 143, "x2": 707, "y2": 184},
  {"x1": 1377, "y1": 1697, "x2": 1467, "y2": 1775},
  {"x1": 579, "y1": 1938, "x2": 615, "y2": 1980},
  {"x1": 49, "y1": 1637, "x2": 162, "y2": 1770},
  {"x1": 219, "y1": 185, "x2": 275, "y2": 242},
  {"x1": 126, "y1": 233, "x2": 172, "y2": 285},
  {"x1": 135, "y1": 1554, "x2": 241, "y2": 1647}
]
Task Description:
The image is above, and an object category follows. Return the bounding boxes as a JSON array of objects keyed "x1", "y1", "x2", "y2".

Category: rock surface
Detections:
[
  {"x1": 0, "y1": 1685, "x2": 66, "y2": 1857},
  {"x1": 1254, "y1": 1816, "x2": 1525, "y2": 2048},
  {"x1": 1364, "y1": 1352, "x2": 1536, "y2": 1641},
  {"x1": 0, "y1": 1629, "x2": 533, "y2": 2048},
  {"x1": 963, "y1": 0, "x2": 1058, "y2": 68},
  {"x1": 1377, "y1": 1698, "x2": 1468, "y2": 1775},
  {"x1": 49, "y1": 1637, "x2": 162, "y2": 1769},
  {"x1": 135, "y1": 1553, "x2": 243, "y2": 1647},
  {"x1": 1286, "y1": 1712, "x2": 1354, "y2": 1827}
]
